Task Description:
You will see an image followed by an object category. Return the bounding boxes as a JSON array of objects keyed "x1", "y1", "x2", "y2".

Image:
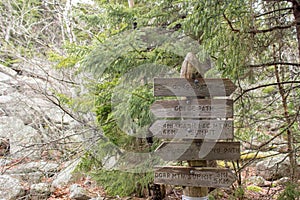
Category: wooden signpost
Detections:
[
  {"x1": 150, "y1": 59, "x2": 239, "y2": 199},
  {"x1": 154, "y1": 78, "x2": 237, "y2": 97},
  {"x1": 155, "y1": 141, "x2": 240, "y2": 161}
]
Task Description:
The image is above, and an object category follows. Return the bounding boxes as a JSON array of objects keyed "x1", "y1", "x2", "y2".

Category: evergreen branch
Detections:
[{"x1": 132, "y1": 92, "x2": 151, "y2": 101}]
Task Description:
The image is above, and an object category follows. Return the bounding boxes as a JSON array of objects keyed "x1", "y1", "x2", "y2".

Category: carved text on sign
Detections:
[
  {"x1": 150, "y1": 99, "x2": 233, "y2": 118},
  {"x1": 155, "y1": 141, "x2": 240, "y2": 161},
  {"x1": 154, "y1": 166, "x2": 236, "y2": 188},
  {"x1": 150, "y1": 120, "x2": 233, "y2": 139}
]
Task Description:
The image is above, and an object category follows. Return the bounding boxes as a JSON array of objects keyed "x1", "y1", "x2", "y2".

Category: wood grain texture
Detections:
[
  {"x1": 149, "y1": 119, "x2": 233, "y2": 139},
  {"x1": 154, "y1": 78, "x2": 237, "y2": 97},
  {"x1": 154, "y1": 166, "x2": 236, "y2": 188},
  {"x1": 150, "y1": 99, "x2": 233, "y2": 118},
  {"x1": 155, "y1": 141, "x2": 240, "y2": 161}
]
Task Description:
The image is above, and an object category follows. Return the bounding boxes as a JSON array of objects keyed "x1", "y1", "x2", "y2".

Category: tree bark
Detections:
[
  {"x1": 181, "y1": 53, "x2": 209, "y2": 198},
  {"x1": 274, "y1": 65, "x2": 297, "y2": 181},
  {"x1": 293, "y1": 1, "x2": 300, "y2": 59}
]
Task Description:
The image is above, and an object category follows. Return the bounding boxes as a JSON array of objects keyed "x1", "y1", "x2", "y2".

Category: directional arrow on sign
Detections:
[
  {"x1": 150, "y1": 99, "x2": 233, "y2": 118},
  {"x1": 155, "y1": 141, "x2": 240, "y2": 161},
  {"x1": 149, "y1": 119, "x2": 233, "y2": 140},
  {"x1": 154, "y1": 78, "x2": 237, "y2": 97},
  {"x1": 154, "y1": 166, "x2": 236, "y2": 188}
]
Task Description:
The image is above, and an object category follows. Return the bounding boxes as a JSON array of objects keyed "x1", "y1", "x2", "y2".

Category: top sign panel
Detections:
[{"x1": 154, "y1": 78, "x2": 237, "y2": 97}]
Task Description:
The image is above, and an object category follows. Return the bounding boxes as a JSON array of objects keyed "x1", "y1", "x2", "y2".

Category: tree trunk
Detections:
[
  {"x1": 293, "y1": 1, "x2": 300, "y2": 59},
  {"x1": 274, "y1": 65, "x2": 297, "y2": 181}
]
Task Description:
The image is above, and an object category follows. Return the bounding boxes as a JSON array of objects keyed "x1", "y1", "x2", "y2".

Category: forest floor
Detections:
[{"x1": 49, "y1": 183, "x2": 286, "y2": 200}]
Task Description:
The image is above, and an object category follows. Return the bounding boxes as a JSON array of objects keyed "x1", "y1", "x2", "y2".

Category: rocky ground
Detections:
[
  {"x1": 0, "y1": 131, "x2": 297, "y2": 199},
  {"x1": 0, "y1": 61, "x2": 100, "y2": 200}
]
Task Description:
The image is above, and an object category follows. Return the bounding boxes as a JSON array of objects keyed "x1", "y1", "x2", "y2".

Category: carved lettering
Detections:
[
  {"x1": 174, "y1": 105, "x2": 213, "y2": 112},
  {"x1": 156, "y1": 172, "x2": 217, "y2": 181},
  {"x1": 154, "y1": 168, "x2": 235, "y2": 188}
]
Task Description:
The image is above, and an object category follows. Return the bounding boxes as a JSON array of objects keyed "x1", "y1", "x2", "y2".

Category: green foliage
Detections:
[
  {"x1": 55, "y1": 92, "x2": 74, "y2": 106},
  {"x1": 246, "y1": 185, "x2": 263, "y2": 192},
  {"x1": 262, "y1": 86, "x2": 276, "y2": 94},
  {"x1": 183, "y1": 0, "x2": 253, "y2": 79},
  {"x1": 47, "y1": 43, "x2": 92, "y2": 69},
  {"x1": 77, "y1": 138, "x2": 161, "y2": 197},
  {"x1": 76, "y1": 7, "x2": 189, "y2": 194},
  {"x1": 232, "y1": 186, "x2": 245, "y2": 199},
  {"x1": 91, "y1": 169, "x2": 153, "y2": 196},
  {"x1": 277, "y1": 182, "x2": 300, "y2": 200}
]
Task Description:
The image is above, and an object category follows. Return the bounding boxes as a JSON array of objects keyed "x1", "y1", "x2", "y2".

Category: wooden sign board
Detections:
[
  {"x1": 149, "y1": 120, "x2": 233, "y2": 139},
  {"x1": 154, "y1": 78, "x2": 237, "y2": 97},
  {"x1": 150, "y1": 99, "x2": 233, "y2": 118},
  {"x1": 155, "y1": 141, "x2": 240, "y2": 161},
  {"x1": 154, "y1": 166, "x2": 236, "y2": 188}
]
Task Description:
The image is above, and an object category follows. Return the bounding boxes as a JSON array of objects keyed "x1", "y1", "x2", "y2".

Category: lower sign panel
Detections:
[
  {"x1": 154, "y1": 166, "x2": 236, "y2": 188},
  {"x1": 155, "y1": 141, "x2": 240, "y2": 161}
]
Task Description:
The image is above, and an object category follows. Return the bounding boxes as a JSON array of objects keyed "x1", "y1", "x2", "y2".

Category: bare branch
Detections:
[
  {"x1": 248, "y1": 61, "x2": 300, "y2": 68},
  {"x1": 223, "y1": 13, "x2": 240, "y2": 33},
  {"x1": 223, "y1": 13, "x2": 296, "y2": 34},
  {"x1": 263, "y1": 0, "x2": 295, "y2": 3},
  {"x1": 234, "y1": 81, "x2": 300, "y2": 102},
  {"x1": 249, "y1": 21, "x2": 296, "y2": 33},
  {"x1": 255, "y1": 7, "x2": 293, "y2": 18}
]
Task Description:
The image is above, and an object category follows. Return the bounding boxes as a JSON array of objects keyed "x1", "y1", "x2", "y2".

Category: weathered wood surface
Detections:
[
  {"x1": 179, "y1": 55, "x2": 210, "y2": 197},
  {"x1": 154, "y1": 78, "x2": 237, "y2": 97},
  {"x1": 155, "y1": 141, "x2": 240, "y2": 161},
  {"x1": 150, "y1": 99, "x2": 233, "y2": 118},
  {"x1": 154, "y1": 166, "x2": 236, "y2": 188},
  {"x1": 149, "y1": 120, "x2": 233, "y2": 139}
]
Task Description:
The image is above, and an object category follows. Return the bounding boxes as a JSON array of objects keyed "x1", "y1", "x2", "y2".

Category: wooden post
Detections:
[
  {"x1": 128, "y1": 0, "x2": 134, "y2": 8},
  {"x1": 180, "y1": 53, "x2": 208, "y2": 199},
  {"x1": 182, "y1": 161, "x2": 208, "y2": 199},
  {"x1": 152, "y1": 52, "x2": 237, "y2": 198}
]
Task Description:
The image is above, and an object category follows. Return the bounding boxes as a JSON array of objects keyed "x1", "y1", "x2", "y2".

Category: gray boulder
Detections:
[
  {"x1": 30, "y1": 183, "x2": 51, "y2": 200},
  {"x1": 256, "y1": 154, "x2": 290, "y2": 180},
  {"x1": 10, "y1": 172, "x2": 43, "y2": 184},
  {"x1": 69, "y1": 184, "x2": 91, "y2": 200},
  {"x1": 52, "y1": 159, "x2": 80, "y2": 188},
  {"x1": 5, "y1": 161, "x2": 59, "y2": 183},
  {"x1": 6, "y1": 161, "x2": 59, "y2": 174},
  {"x1": 0, "y1": 116, "x2": 41, "y2": 158},
  {"x1": 0, "y1": 158, "x2": 11, "y2": 167},
  {"x1": 244, "y1": 175, "x2": 266, "y2": 186},
  {"x1": 0, "y1": 175, "x2": 25, "y2": 200}
]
